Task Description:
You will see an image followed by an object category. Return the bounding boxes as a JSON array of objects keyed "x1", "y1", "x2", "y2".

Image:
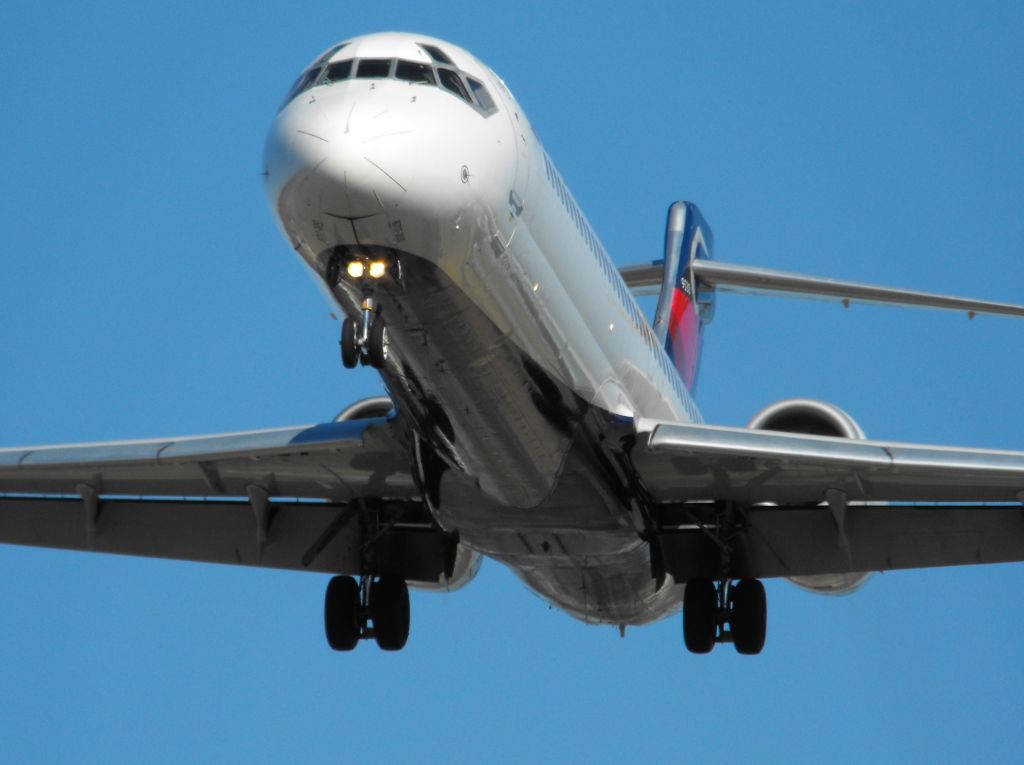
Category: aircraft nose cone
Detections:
[
  {"x1": 264, "y1": 85, "x2": 509, "y2": 257},
  {"x1": 264, "y1": 99, "x2": 415, "y2": 225}
]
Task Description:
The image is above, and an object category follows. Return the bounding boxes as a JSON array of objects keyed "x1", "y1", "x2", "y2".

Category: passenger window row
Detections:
[
  {"x1": 281, "y1": 54, "x2": 498, "y2": 116},
  {"x1": 541, "y1": 152, "x2": 659, "y2": 352},
  {"x1": 541, "y1": 150, "x2": 699, "y2": 419}
]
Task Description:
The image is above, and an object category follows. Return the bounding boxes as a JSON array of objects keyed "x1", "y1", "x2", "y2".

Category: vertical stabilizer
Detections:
[{"x1": 651, "y1": 202, "x2": 716, "y2": 393}]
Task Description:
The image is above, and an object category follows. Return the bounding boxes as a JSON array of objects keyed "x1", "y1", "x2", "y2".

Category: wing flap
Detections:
[
  {"x1": 0, "y1": 495, "x2": 451, "y2": 581},
  {"x1": 0, "y1": 496, "x2": 362, "y2": 573},
  {"x1": 656, "y1": 503, "x2": 1024, "y2": 581}
]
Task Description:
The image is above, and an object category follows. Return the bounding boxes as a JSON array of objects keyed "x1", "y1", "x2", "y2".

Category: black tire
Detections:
[
  {"x1": 731, "y1": 579, "x2": 767, "y2": 655},
  {"x1": 683, "y1": 578, "x2": 717, "y2": 654},
  {"x1": 340, "y1": 318, "x2": 359, "y2": 369},
  {"x1": 324, "y1": 575, "x2": 361, "y2": 651},
  {"x1": 367, "y1": 318, "x2": 388, "y2": 369},
  {"x1": 370, "y1": 576, "x2": 410, "y2": 651}
]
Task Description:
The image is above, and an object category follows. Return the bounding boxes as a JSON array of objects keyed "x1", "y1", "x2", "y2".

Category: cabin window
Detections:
[
  {"x1": 395, "y1": 60, "x2": 435, "y2": 85},
  {"x1": 356, "y1": 59, "x2": 392, "y2": 78},
  {"x1": 324, "y1": 60, "x2": 353, "y2": 82},
  {"x1": 466, "y1": 77, "x2": 496, "y2": 113},
  {"x1": 438, "y1": 68, "x2": 471, "y2": 103},
  {"x1": 420, "y1": 43, "x2": 454, "y2": 64}
]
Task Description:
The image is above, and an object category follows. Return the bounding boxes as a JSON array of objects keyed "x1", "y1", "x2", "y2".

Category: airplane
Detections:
[{"x1": 4, "y1": 31, "x2": 1024, "y2": 656}]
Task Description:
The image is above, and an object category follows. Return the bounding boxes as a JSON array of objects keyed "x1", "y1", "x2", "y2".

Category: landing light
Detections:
[
  {"x1": 347, "y1": 261, "x2": 365, "y2": 279},
  {"x1": 368, "y1": 261, "x2": 387, "y2": 279}
]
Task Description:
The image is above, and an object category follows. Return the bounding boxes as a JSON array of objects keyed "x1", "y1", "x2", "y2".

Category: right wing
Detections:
[{"x1": 0, "y1": 417, "x2": 453, "y2": 582}]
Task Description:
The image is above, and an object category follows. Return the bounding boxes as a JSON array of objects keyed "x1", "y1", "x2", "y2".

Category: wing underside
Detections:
[{"x1": 6, "y1": 414, "x2": 1024, "y2": 585}]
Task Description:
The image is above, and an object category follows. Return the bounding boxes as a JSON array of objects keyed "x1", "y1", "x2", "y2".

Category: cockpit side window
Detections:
[
  {"x1": 419, "y1": 44, "x2": 453, "y2": 65},
  {"x1": 466, "y1": 77, "x2": 496, "y2": 114},
  {"x1": 279, "y1": 67, "x2": 322, "y2": 110},
  {"x1": 395, "y1": 60, "x2": 435, "y2": 85},
  {"x1": 324, "y1": 60, "x2": 353, "y2": 83},
  {"x1": 356, "y1": 59, "x2": 392, "y2": 78},
  {"x1": 437, "y1": 68, "x2": 471, "y2": 104},
  {"x1": 314, "y1": 43, "x2": 348, "y2": 67}
]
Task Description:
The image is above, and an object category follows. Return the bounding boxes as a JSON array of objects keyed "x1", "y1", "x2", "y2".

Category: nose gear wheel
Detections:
[
  {"x1": 367, "y1": 318, "x2": 389, "y2": 368},
  {"x1": 338, "y1": 300, "x2": 389, "y2": 370},
  {"x1": 340, "y1": 319, "x2": 360, "y2": 369}
]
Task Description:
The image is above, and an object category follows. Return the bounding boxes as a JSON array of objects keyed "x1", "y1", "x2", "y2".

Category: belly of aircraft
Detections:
[{"x1": 273, "y1": 152, "x2": 684, "y2": 624}]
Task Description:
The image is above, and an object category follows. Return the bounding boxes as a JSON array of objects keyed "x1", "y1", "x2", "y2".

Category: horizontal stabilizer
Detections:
[{"x1": 621, "y1": 259, "x2": 1024, "y2": 319}]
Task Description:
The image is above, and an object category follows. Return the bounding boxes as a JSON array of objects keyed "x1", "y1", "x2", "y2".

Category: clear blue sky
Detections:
[{"x1": 1, "y1": 2, "x2": 1022, "y2": 762}]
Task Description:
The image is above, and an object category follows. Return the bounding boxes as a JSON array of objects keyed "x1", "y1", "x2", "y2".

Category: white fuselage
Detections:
[{"x1": 263, "y1": 32, "x2": 700, "y2": 624}]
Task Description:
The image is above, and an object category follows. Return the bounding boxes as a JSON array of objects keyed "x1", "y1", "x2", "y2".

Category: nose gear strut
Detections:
[{"x1": 340, "y1": 298, "x2": 389, "y2": 369}]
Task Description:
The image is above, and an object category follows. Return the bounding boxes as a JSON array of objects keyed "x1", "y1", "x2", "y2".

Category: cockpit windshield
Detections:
[
  {"x1": 356, "y1": 59, "x2": 391, "y2": 78},
  {"x1": 324, "y1": 60, "x2": 352, "y2": 83},
  {"x1": 395, "y1": 60, "x2": 435, "y2": 85},
  {"x1": 437, "y1": 68, "x2": 471, "y2": 103},
  {"x1": 278, "y1": 52, "x2": 498, "y2": 117}
]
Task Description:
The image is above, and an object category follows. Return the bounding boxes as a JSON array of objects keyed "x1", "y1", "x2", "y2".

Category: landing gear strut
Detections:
[
  {"x1": 683, "y1": 578, "x2": 767, "y2": 655},
  {"x1": 323, "y1": 574, "x2": 411, "y2": 652},
  {"x1": 339, "y1": 299, "x2": 389, "y2": 370}
]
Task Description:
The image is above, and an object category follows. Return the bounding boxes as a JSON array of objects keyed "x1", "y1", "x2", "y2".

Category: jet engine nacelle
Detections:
[
  {"x1": 746, "y1": 397, "x2": 866, "y2": 440},
  {"x1": 747, "y1": 398, "x2": 872, "y2": 596}
]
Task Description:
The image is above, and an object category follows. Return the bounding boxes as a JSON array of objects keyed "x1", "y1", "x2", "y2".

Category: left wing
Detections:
[
  {"x1": 0, "y1": 418, "x2": 453, "y2": 583},
  {"x1": 630, "y1": 419, "x2": 1024, "y2": 581}
]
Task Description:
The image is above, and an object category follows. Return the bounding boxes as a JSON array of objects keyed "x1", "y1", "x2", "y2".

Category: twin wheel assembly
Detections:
[
  {"x1": 683, "y1": 578, "x2": 767, "y2": 655},
  {"x1": 340, "y1": 307, "x2": 389, "y2": 369},
  {"x1": 324, "y1": 575, "x2": 411, "y2": 652}
]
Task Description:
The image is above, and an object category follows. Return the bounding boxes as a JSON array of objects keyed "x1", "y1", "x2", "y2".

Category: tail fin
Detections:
[{"x1": 650, "y1": 202, "x2": 716, "y2": 393}]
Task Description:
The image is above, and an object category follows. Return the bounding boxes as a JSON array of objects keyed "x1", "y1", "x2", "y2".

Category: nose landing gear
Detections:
[
  {"x1": 683, "y1": 578, "x2": 767, "y2": 655},
  {"x1": 340, "y1": 299, "x2": 389, "y2": 369}
]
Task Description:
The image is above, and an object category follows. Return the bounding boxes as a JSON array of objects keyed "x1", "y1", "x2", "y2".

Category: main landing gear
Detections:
[
  {"x1": 683, "y1": 578, "x2": 767, "y2": 655},
  {"x1": 324, "y1": 574, "x2": 410, "y2": 652},
  {"x1": 340, "y1": 299, "x2": 389, "y2": 369}
]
